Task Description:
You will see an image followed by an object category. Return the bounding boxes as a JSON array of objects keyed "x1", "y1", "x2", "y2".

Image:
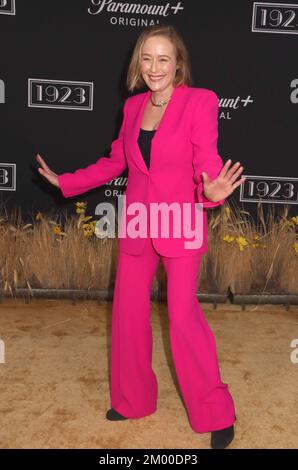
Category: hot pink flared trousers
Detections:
[{"x1": 109, "y1": 236, "x2": 236, "y2": 433}]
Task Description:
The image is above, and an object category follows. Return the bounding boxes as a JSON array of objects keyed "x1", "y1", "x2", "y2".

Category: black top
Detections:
[{"x1": 137, "y1": 128, "x2": 156, "y2": 170}]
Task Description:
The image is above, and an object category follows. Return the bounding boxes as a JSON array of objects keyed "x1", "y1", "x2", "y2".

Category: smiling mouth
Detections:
[{"x1": 149, "y1": 76, "x2": 164, "y2": 80}]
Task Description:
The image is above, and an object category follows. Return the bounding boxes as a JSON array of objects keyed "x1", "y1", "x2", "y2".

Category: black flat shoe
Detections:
[
  {"x1": 106, "y1": 408, "x2": 128, "y2": 421},
  {"x1": 210, "y1": 424, "x2": 235, "y2": 449}
]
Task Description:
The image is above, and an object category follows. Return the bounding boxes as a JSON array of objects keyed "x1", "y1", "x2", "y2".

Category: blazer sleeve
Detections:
[
  {"x1": 190, "y1": 90, "x2": 225, "y2": 208},
  {"x1": 57, "y1": 98, "x2": 129, "y2": 198}
]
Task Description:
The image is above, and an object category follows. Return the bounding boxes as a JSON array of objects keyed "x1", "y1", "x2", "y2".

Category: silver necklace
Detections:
[{"x1": 150, "y1": 92, "x2": 172, "y2": 107}]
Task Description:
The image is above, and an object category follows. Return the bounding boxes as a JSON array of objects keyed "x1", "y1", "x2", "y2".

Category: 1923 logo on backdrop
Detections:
[
  {"x1": 240, "y1": 176, "x2": 298, "y2": 204},
  {"x1": 0, "y1": 163, "x2": 16, "y2": 191},
  {"x1": 0, "y1": 0, "x2": 15, "y2": 15},
  {"x1": 252, "y1": 2, "x2": 298, "y2": 35},
  {"x1": 28, "y1": 79, "x2": 94, "y2": 111}
]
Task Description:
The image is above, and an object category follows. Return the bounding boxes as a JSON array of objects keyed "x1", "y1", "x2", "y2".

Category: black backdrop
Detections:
[{"x1": 0, "y1": 0, "x2": 297, "y2": 222}]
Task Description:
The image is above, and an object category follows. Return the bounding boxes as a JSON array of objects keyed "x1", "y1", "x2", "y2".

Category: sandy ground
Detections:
[{"x1": 0, "y1": 298, "x2": 297, "y2": 449}]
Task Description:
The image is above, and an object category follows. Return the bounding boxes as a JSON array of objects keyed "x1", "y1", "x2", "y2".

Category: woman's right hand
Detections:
[{"x1": 36, "y1": 153, "x2": 60, "y2": 188}]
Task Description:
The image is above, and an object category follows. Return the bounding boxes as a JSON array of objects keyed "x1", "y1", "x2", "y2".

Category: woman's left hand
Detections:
[{"x1": 201, "y1": 159, "x2": 246, "y2": 203}]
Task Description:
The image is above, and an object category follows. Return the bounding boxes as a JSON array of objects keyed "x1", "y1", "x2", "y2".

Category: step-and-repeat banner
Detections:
[{"x1": 0, "y1": 0, "x2": 297, "y2": 220}]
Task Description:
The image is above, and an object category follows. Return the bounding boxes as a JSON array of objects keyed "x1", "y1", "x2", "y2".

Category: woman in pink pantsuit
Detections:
[{"x1": 36, "y1": 25, "x2": 245, "y2": 449}]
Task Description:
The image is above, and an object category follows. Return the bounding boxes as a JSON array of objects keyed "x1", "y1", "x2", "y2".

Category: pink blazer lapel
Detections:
[{"x1": 130, "y1": 84, "x2": 188, "y2": 175}]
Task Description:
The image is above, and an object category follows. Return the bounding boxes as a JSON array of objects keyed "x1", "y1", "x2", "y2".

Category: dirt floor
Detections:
[{"x1": 0, "y1": 298, "x2": 297, "y2": 449}]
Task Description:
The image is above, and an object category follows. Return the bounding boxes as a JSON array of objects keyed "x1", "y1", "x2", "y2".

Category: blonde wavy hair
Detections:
[{"x1": 126, "y1": 24, "x2": 193, "y2": 93}]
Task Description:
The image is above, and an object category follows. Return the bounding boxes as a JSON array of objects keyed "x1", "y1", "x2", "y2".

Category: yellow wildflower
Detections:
[
  {"x1": 75, "y1": 202, "x2": 87, "y2": 208},
  {"x1": 223, "y1": 235, "x2": 234, "y2": 243},
  {"x1": 83, "y1": 223, "x2": 94, "y2": 238},
  {"x1": 76, "y1": 207, "x2": 85, "y2": 214},
  {"x1": 235, "y1": 236, "x2": 248, "y2": 251},
  {"x1": 52, "y1": 225, "x2": 62, "y2": 235},
  {"x1": 75, "y1": 201, "x2": 87, "y2": 214}
]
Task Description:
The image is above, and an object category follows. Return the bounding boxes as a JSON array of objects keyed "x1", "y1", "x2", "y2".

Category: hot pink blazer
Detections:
[{"x1": 57, "y1": 84, "x2": 225, "y2": 257}]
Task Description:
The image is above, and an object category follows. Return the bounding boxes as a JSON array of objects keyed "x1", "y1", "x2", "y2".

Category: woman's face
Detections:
[{"x1": 139, "y1": 35, "x2": 178, "y2": 93}]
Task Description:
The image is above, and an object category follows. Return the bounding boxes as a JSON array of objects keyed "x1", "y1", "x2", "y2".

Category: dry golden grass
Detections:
[
  {"x1": 0, "y1": 200, "x2": 297, "y2": 296},
  {"x1": 206, "y1": 200, "x2": 298, "y2": 294}
]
